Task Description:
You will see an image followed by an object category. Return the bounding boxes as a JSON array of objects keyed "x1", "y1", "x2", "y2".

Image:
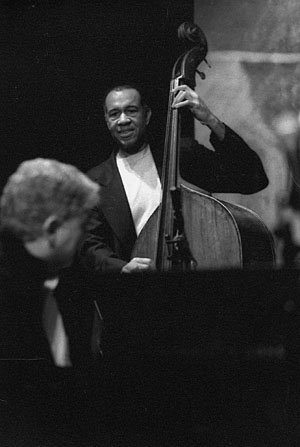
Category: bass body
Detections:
[{"x1": 132, "y1": 182, "x2": 274, "y2": 270}]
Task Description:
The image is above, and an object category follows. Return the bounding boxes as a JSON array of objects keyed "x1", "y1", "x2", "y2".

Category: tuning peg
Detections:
[{"x1": 196, "y1": 70, "x2": 206, "y2": 80}]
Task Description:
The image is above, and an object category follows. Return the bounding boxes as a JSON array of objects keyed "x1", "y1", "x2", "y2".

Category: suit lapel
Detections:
[{"x1": 99, "y1": 153, "x2": 137, "y2": 252}]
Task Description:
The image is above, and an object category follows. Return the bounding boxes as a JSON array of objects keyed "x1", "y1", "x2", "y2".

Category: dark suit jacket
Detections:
[
  {"x1": 0, "y1": 231, "x2": 102, "y2": 446},
  {"x1": 80, "y1": 125, "x2": 268, "y2": 274},
  {"x1": 0, "y1": 230, "x2": 98, "y2": 367}
]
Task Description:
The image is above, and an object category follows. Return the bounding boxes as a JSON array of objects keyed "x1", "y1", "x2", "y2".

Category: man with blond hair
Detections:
[{"x1": 0, "y1": 158, "x2": 100, "y2": 446}]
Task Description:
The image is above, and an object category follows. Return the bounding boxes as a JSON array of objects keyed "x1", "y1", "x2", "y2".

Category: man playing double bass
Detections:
[{"x1": 79, "y1": 83, "x2": 268, "y2": 274}]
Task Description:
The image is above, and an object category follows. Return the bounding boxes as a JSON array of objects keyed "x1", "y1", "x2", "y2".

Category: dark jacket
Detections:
[
  {"x1": 0, "y1": 230, "x2": 97, "y2": 365},
  {"x1": 79, "y1": 125, "x2": 268, "y2": 274},
  {"x1": 0, "y1": 230, "x2": 102, "y2": 446}
]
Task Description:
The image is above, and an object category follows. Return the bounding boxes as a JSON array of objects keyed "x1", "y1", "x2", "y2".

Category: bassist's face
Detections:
[{"x1": 104, "y1": 88, "x2": 152, "y2": 154}]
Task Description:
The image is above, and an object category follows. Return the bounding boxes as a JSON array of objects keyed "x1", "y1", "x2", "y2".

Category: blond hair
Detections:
[{"x1": 1, "y1": 158, "x2": 99, "y2": 240}]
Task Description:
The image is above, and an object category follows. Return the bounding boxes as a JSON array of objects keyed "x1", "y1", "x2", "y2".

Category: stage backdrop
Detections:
[
  {"x1": 194, "y1": 0, "x2": 300, "y2": 264},
  {"x1": 0, "y1": 0, "x2": 193, "y2": 190}
]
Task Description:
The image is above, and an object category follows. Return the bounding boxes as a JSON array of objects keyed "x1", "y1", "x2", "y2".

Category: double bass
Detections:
[{"x1": 132, "y1": 22, "x2": 274, "y2": 270}]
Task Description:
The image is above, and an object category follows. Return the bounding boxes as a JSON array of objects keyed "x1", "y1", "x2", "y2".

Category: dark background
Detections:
[{"x1": 0, "y1": 0, "x2": 193, "y2": 190}]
